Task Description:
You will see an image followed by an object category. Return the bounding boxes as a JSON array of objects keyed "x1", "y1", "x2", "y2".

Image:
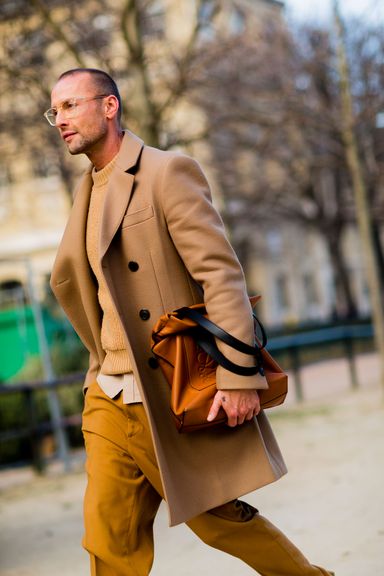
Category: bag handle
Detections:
[
  {"x1": 176, "y1": 306, "x2": 267, "y2": 377},
  {"x1": 176, "y1": 307, "x2": 267, "y2": 351}
]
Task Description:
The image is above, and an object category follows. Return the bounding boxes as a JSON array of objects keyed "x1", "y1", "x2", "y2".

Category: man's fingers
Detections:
[
  {"x1": 207, "y1": 392, "x2": 224, "y2": 422},
  {"x1": 227, "y1": 410, "x2": 239, "y2": 427},
  {"x1": 208, "y1": 390, "x2": 261, "y2": 425}
]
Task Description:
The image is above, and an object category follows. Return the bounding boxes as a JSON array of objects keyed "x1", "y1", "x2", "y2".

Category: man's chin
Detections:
[
  {"x1": 67, "y1": 142, "x2": 87, "y2": 156},
  {"x1": 68, "y1": 147, "x2": 82, "y2": 156}
]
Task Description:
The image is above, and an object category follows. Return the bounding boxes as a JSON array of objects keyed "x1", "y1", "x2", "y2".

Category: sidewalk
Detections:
[{"x1": 0, "y1": 353, "x2": 383, "y2": 576}]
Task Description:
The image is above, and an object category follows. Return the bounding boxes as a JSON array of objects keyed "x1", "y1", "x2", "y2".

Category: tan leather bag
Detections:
[{"x1": 151, "y1": 300, "x2": 288, "y2": 433}]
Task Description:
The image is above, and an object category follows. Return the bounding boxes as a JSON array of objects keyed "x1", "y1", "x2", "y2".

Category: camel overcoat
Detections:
[{"x1": 50, "y1": 130, "x2": 287, "y2": 526}]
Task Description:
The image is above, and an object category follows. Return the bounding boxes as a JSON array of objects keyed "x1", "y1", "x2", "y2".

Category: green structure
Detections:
[
  {"x1": 0, "y1": 307, "x2": 39, "y2": 381},
  {"x1": 0, "y1": 306, "x2": 73, "y2": 382}
]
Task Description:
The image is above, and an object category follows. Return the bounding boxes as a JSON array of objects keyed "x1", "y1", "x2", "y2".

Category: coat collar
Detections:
[
  {"x1": 115, "y1": 129, "x2": 144, "y2": 173},
  {"x1": 99, "y1": 130, "x2": 144, "y2": 259}
]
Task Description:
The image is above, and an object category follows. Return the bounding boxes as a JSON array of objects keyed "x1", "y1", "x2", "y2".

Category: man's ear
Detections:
[{"x1": 104, "y1": 95, "x2": 119, "y2": 120}]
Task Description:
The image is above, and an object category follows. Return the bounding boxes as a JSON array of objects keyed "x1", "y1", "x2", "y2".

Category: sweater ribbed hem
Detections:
[{"x1": 101, "y1": 349, "x2": 133, "y2": 375}]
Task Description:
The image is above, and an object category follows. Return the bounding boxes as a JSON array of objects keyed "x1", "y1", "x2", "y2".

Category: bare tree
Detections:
[
  {"x1": 0, "y1": 0, "x2": 220, "y2": 200},
  {"x1": 195, "y1": 18, "x2": 384, "y2": 319}
]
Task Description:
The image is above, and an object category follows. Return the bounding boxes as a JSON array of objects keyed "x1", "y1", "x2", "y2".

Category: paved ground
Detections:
[{"x1": 0, "y1": 352, "x2": 383, "y2": 576}]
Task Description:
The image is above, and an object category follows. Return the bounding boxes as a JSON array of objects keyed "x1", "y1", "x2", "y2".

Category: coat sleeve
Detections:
[{"x1": 157, "y1": 154, "x2": 268, "y2": 391}]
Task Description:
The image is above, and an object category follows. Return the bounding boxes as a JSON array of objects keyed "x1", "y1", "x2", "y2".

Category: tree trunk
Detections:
[
  {"x1": 335, "y1": 1, "x2": 384, "y2": 391},
  {"x1": 372, "y1": 222, "x2": 384, "y2": 293},
  {"x1": 325, "y1": 231, "x2": 358, "y2": 319}
]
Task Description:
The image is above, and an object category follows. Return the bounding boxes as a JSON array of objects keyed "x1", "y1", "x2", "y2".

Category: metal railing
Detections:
[
  {"x1": 0, "y1": 322, "x2": 375, "y2": 472},
  {"x1": 268, "y1": 323, "x2": 374, "y2": 401},
  {"x1": 0, "y1": 372, "x2": 85, "y2": 473}
]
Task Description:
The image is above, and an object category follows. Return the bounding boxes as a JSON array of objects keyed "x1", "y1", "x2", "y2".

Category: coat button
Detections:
[
  {"x1": 128, "y1": 261, "x2": 139, "y2": 272},
  {"x1": 148, "y1": 357, "x2": 159, "y2": 369},
  {"x1": 139, "y1": 309, "x2": 151, "y2": 321}
]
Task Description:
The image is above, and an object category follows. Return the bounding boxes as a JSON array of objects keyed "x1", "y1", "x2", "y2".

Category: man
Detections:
[{"x1": 48, "y1": 68, "x2": 334, "y2": 576}]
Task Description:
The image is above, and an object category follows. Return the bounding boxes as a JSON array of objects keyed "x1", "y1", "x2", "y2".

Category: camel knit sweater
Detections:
[{"x1": 86, "y1": 157, "x2": 133, "y2": 376}]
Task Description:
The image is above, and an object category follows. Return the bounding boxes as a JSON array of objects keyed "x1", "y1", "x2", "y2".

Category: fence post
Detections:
[
  {"x1": 290, "y1": 347, "x2": 304, "y2": 402},
  {"x1": 26, "y1": 260, "x2": 70, "y2": 471},
  {"x1": 344, "y1": 337, "x2": 359, "y2": 390},
  {"x1": 24, "y1": 387, "x2": 45, "y2": 473}
]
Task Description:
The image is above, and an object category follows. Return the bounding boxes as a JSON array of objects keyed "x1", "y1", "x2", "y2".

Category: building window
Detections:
[
  {"x1": 266, "y1": 230, "x2": 283, "y2": 257},
  {"x1": 302, "y1": 272, "x2": 320, "y2": 307},
  {"x1": 0, "y1": 177, "x2": 11, "y2": 221},
  {"x1": 275, "y1": 273, "x2": 290, "y2": 311},
  {"x1": 376, "y1": 112, "x2": 384, "y2": 129},
  {"x1": 0, "y1": 280, "x2": 26, "y2": 308}
]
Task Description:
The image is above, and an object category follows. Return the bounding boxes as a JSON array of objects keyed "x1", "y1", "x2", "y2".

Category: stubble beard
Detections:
[
  {"x1": 66, "y1": 124, "x2": 107, "y2": 157},
  {"x1": 67, "y1": 134, "x2": 94, "y2": 156}
]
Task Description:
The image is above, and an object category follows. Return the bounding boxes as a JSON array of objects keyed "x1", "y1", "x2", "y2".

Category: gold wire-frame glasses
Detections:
[{"x1": 44, "y1": 95, "x2": 109, "y2": 126}]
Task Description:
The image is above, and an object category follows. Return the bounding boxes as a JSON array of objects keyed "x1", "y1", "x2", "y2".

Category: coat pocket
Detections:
[{"x1": 122, "y1": 205, "x2": 154, "y2": 228}]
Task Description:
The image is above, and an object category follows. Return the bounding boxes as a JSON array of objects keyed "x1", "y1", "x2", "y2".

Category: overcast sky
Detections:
[{"x1": 284, "y1": 0, "x2": 383, "y2": 24}]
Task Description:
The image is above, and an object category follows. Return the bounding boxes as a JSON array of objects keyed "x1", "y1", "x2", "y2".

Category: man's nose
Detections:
[{"x1": 55, "y1": 109, "x2": 69, "y2": 127}]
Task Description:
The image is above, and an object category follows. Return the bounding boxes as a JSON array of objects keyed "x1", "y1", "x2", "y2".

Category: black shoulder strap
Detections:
[{"x1": 176, "y1": 306, "x2": 266, "y2": 377}]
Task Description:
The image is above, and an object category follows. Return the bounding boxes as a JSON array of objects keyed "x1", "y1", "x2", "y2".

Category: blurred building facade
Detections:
[
  {"x1": 0, "y1": 152, "x2": 74, "y2": 308},
  {"x1": 247, "y1": 224, "x2": 370, "y2": 327},
  {"x1": 0, "y1": 0, "x2": 370, "y2": 335}
]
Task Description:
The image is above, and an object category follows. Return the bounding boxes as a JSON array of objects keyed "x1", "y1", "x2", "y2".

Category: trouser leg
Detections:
[
  {"x1": 82, "y1": 383, "x2": 163, "y2": 576},
  {"x1": 82, "y1": 382, "x2": 333, "y2": 576},
  {"x1": 187, "y1": 500, "x2": 333, "y2": 576}
]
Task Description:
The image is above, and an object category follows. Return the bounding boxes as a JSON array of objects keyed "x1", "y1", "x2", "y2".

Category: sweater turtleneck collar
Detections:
[{"x1": 91, "y1": 155, "x2": 118, "y2": 188}]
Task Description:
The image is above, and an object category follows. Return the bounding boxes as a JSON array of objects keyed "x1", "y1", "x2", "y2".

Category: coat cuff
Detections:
[{"x1": 215, "y1": 366, "x2": 269, "y2": 390}]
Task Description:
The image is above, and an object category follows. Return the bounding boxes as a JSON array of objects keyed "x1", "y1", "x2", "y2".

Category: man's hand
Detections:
[{"x1": 207, "y1": 389, "x2": 261, "y2": 427}]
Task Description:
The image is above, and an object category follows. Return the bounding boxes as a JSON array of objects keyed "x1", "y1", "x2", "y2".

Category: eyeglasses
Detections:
[{"x1": 44, "y1": 95, "x2": 109, "y2": 126}]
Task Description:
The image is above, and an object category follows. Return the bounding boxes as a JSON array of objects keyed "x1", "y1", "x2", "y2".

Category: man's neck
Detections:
[{"x1": 90, "y1": 129, "x2": 124, "y2": 171}]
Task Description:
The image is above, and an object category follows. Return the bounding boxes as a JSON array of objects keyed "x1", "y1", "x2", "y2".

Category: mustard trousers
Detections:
[{"x1": 82, "y1": 382, "x2": 333, "y2": 576}]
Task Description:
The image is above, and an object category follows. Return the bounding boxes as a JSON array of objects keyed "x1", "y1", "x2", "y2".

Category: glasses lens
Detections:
[{"x1": 44, "y1": 109, "x2": 56, "y2": 126}]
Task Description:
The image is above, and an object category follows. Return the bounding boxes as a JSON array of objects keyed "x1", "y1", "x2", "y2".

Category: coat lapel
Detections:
[
  {"x1": 51, "y1": 170, "x2": 105, "y2": 360},
  {"x1": 99, "y1": 131, "x2": 144, "y2": 259}
]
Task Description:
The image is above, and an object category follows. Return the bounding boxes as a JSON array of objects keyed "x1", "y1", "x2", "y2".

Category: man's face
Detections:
[{"x1": 50, "y1": 73, "x2": 108, "y2": 156}]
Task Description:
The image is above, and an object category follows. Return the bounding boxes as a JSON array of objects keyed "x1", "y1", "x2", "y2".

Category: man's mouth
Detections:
[{"x1": 62, "y1": 131, "x2": 76, "y2": 142}]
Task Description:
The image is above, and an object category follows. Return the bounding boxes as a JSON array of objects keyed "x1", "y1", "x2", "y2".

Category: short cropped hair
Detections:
[{"x1": 58, "y1": 68, "x2": 122, "y2": 123}]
